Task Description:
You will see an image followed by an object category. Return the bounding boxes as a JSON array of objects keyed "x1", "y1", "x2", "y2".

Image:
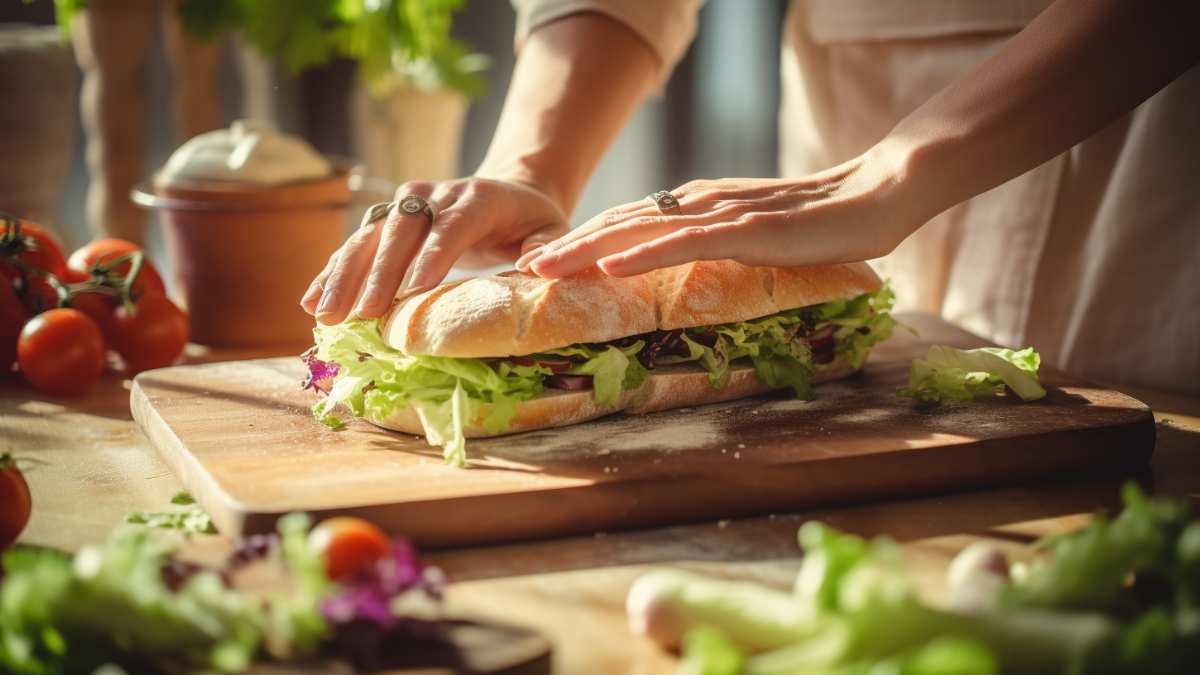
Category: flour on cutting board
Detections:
[
  {"x1": 479, "y1": 408, "x2": 725, "y2": 459},
  {"x1": 476, "y1": 394, "x2": 839, "y2": 461}
]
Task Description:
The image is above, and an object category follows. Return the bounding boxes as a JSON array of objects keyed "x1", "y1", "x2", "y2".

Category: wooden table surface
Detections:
[{"x1": 5, "y1": 334, "x2": 1200, "y2": 675}]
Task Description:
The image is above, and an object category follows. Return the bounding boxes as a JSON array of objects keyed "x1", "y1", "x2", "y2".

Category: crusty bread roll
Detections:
[
  {"x1": 383, "y1": 261, "x2": 882, "y2": 358},
  {"x1": 370, "y1": 357, "x2": 859, "y2": 438}
]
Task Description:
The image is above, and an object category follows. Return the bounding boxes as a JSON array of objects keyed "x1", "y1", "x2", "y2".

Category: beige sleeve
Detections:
[{"x1": 511, "y1": 0, "x2": 703, "y2": 86}]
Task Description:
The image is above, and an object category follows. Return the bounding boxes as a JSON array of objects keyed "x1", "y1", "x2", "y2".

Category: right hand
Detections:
[{"x1": 301, "y1": 177, "x2": 568, "y2": 325}]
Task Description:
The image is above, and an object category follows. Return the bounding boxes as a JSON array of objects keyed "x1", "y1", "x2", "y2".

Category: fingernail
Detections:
[
  {"x1": 531, "y1": 251, "x2": 558, "y2": 267},
  {"x1": 396, "y1": 282, "x2": 429, "y2": 302},
  {"x1": 515, "y1": 249, "x2": 541, "y2": 271},
  {"x1": 301, "y1": 284, "x2": 320, "y2": 306}
]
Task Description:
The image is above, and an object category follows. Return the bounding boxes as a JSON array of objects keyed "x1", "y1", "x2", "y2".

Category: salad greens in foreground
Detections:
[
  {"x1": 308, "y1": 285, "x2": 896, "y2": 467},
  {"x1": 0, "y1": 514, "x2": 445, "y2": 675},
  {"x1": 639, "y1": 484, "x2": 1199, "y2": 675}
]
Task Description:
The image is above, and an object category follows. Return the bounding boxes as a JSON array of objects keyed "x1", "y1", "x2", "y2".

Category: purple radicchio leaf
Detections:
[
  {"x1": 300, "y1": 347, "x2": 339, "y2": 394},
  {"x1": 320, "y1": 537, "x2": 446, "y2": 628}
]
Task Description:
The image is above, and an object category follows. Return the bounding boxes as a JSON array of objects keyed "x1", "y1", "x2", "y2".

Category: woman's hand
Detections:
[
  {"x1": 517, "y1": 143, "x2": 924, "y2": 279},
  {"x1": 302, "y1": 177, "x2": 567, "y2": 325}
]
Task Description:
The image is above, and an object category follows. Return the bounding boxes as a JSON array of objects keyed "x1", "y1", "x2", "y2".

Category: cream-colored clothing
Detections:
[{"x1": 512, "y1": 0, "x2": 1200, "y2": 394}]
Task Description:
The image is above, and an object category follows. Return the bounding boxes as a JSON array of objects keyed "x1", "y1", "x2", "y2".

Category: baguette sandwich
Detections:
[{"x1": 306, "y1": 261, "x2": 895, "y2": 467}]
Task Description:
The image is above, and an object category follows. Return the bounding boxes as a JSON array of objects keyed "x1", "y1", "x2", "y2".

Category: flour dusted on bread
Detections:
[{"x1": 383, "y1": 262, "x2": 882, "y2": 357}]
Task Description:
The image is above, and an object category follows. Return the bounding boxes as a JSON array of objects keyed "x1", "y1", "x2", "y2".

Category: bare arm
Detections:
[
  {"x1": 896, "y1": 0, "x2": 1200, "y2": 224},
  {"x1": 524, "y1": 0, "x2": 1200, "y2": 278},
  {"x1": 476, "y1": 12, "x2": 659, "y2": 216},
  {"x1": 305, "y1": 12, "x2": 658, "y2": 324}
]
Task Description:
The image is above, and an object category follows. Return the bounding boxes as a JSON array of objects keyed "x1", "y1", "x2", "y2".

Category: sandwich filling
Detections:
[{"x1": 308, "y1": 285, "x2": 894, "y2": 467}]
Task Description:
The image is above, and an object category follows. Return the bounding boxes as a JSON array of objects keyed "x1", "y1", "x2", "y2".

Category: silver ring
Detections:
[
  {"x1": 398, "y1": 195, "x2": 437, "y2": 222},
  {"x1": 649, "y1": 190, "x2": 680, "y2": 213}
]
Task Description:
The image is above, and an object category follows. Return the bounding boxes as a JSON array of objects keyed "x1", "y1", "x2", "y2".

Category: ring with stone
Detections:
[
  {"x1": 398, "y1": 194, "x2": 437, "y2": 222},
  {"x1": 649, "y1": 190, "x2": 680, "y2": 213}
]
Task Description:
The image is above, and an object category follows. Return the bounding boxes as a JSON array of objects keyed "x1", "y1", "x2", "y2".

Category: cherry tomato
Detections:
[
  {"x1": 0, "y1": 216, "x2": 68, "y2": 280},
  {"x1": 0, "y1": 453, "x2": 32, "y2": 551},
  {"x1": 60, "y1": 268, "x2": 90, "y2": 284},
  {"x1": 17, "y1": 308, "x2": 106, "y2": 396},
  {"x1": 109, "y1": 294, "x2": 189, "y2": 373},
  {"x1": 68, "y1": 290, "x2": 117, "y2": 342},
  {"x1": 68, "y1": 238, "x2": 165, "y2": 300},
  {"x1": 308, "y1": 517, "x2": 391, "y2": 581},
  {"x1": 16, "y1": 274, "x2": 62, "y2": 315},
  {"x1": 1, "y1": 280, "x2": 29, "y2": 372}
]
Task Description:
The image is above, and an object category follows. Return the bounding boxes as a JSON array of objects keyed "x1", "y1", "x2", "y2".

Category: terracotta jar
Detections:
[{"x1": 132, "y1": 171, "x2": 350, "y2": 347}]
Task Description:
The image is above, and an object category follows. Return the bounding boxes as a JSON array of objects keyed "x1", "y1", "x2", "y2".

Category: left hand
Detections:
[{"x1": 517, "y1": 144, "x2": 924, "y2": 278}]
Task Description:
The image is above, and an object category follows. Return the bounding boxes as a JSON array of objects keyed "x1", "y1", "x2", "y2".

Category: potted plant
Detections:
[{"x1": 178, "y1": 0, "x2": 489, "y2": 189}]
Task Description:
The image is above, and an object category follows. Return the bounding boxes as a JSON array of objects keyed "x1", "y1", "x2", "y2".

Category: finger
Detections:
[
  {"x1": 300, "y1": 252, "x2": 338, "y2": 314},
  {"x1": 314, "y1": 219, "x2": 384, "y2": 324},
  {"x1": 356, "y1": 184, "x2": 465, "y2": 315},
  {"x1": 355, "y1": 208, "x2": 438, "y2": 318},
  {"x1": 403, "y1": 203, "x2": 490, "y2": 294},
  {"x1": 518, "y1": 198, "x2": 659, "y2": 271},
  {"x1": 596, "y1": 223, "x2": 745, "y2": 277},
  {"x1": 530, "y1": 206, "x2": 745, "y2": 279}
]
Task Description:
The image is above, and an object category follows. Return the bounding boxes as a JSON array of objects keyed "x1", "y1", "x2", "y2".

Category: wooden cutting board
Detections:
[{"x1": 130, "y1": 314, "x2": 1154, "y2": 546}]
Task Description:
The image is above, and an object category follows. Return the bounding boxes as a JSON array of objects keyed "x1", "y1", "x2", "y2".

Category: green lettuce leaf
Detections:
[
  {"x1": 312, "y1": 319, "x2": 551, "y2": 467},
  {"x1": 540, "y1": 341, "x2": 648, "y2": 406},
  {"x1": 899, "y1": 346, "x2": 1046, "y2": 404},
  {"x1": 664, "y1": 285, "x2": 894, "y2": 397},
  {"x1": 0, "y1": 529, "x2": 268, "y2": 674},
  {"x1": 313, "y1": 320, "x2": 652, "y2": 466},
  {"x1": 819, "y1": 283, "x2": 897, "y2": 369}
]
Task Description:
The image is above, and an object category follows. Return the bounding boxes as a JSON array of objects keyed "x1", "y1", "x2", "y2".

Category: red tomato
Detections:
[
  {"x1": 60, "y1": 268, "x2": 90, "y2": 284},
  {"x1": 0, "y1": 216, "x2": 68, "y2": 280},
  {"x1": 308, "y1": 517, "x2": 391, "y2": 581},
  {"x1": 68, "y1": 238, "x2": 165, "y2": 300},
  {"x1": 0, "y1": 453, "x2": 32, "y2": 551},
  {"x1": 68, "y1": 290, "x2": 117, "y2": 342},
  {"x1": 17, "y1": 274, "x2": 62, "y2": 315},
  {"x1": 109, "y1": 294, "x2": 189, "y2": 373},
  {"x1": 17, "y1": 308, "x2": 106, "y2": 396},
  {"x1": 1, "y1": 280, "x2": 29, "y2": 372}
]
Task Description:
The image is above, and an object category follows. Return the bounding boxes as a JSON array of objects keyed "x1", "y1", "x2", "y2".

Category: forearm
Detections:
[
  {"x1": 476, "y1": 12, "x2": 659, "y2": 215},
  {"x1": 890, "y1": 0, "x2": 1200, "y2": 221}
]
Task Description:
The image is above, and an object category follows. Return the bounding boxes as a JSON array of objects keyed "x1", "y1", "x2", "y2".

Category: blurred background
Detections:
[{"x1": 1, "y1": 0, "x2": 787, "y2": 257}]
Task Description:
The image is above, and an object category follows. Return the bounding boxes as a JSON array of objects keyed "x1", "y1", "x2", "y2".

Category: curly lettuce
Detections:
[
  {"x1": 312, "y1": 320, "x2": 649, "y2": 467},
  {"x1": 660, "y1": 285, "x2": 895, "y2": 398},
  {"x1": 899, "y1": 346, "x2": 1046, "y2": 404},
  {"x1": 312, "y1": 320, "x2": 550, "y2": 467}
]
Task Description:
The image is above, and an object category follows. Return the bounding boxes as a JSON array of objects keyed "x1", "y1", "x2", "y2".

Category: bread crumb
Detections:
[
  {"x1": 737, "y1": 443, "x2": 746, "y2": 449},
  {"x1": 717, "y1": 520, "x2": 730, "y2": 529},
  {"x1": 720, "y1": 448, "x2": 727, "y2": 454},
  {"x1": 733, "y1": 451, "x2": 741, "y2": 459}
]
